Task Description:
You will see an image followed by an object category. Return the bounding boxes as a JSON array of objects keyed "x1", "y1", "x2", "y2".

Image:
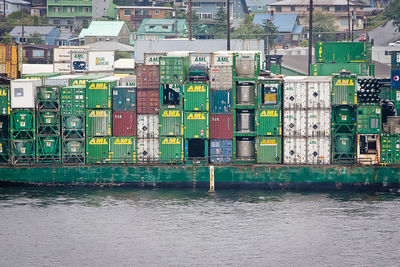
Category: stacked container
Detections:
[
  {"x1": 331, "y1": 72, "x2": 357, "y2": 164},
  {"x1": 0, "y1": 44, "x2": 18, "y2": 79},
  {"x1": 283, "y1": 76, "x2": 332, "y2": 164},
  {"x1": 23, "y1": 73, "x2": 61, "y2": 86},
  {"x1": 0, "y1": 82, "x2": 10, "y2": 164},
  {"x1": 10, "y1": 79, "x2": 40, "y2": 164},
  {"x1": 255, "y1": 76, "x2": 283, "y2": 164}
]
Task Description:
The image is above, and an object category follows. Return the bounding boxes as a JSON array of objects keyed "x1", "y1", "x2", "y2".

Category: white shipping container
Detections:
[
  {"x1": 137, "y1": 115, "x2": 159, "y2": 138},
  {"x1": 70, "y1": 51, "x2": 88, "y2": 73},
  {"x1": 284, "y1": 109, "x2": 307, "y2": 136},
  {"x1": 45, "y1": 74, "x2": 81, "y2": 87},
  {"x1": 167, "y1": 51, "x2": 193, "y2": 57},
  {"x1": 144, "y1": 53, "x2": 166, "y2": 65},
  {"x1": 189, "y1": 53, "x2": 211, "y2": 67},
  {"x1": 284, "y1": 137, "x2": 307, "y2": 164},
  {"x1": 114, "y1": 58, "x2": 135, "y2": 70},
  {"x1": 53, "y1": 46, "x2": 87, "y2": 62},
  {"x1": 211, "y1": 52, "x2": 234, "y2": 66},
  {"x1": 22, "y1": 64, "x2": 53, "y2": 75},
  {"x1": 307, "y1": 109, "x2": 331, "y2": 137},
  {"x1": 209, "y1": 66, "x2": 233, "y2": 90},
  {"x1": 11, "y1": 79, "x2": 40, "y2": 109},
  {"x1": 307, "y1": 137, "x2": 331, "y2": 165},
  {"x1": 283, "y1": 76, "x2": 307, "y2": 109},
  {"x1": 96, "y1": 76, "x2": 121, "y2": 85},
  {"x1": 88, "y1": 51, "x2": 114, "y2": 72},
  {"x1": 120, "y1": 75, "x2": 136, "y2": 87},
  {"x1": 137, "y1": 138, "x2": 159, "y2": 163},
  {"x1": 53, "y1": 62, "x2": 71, "y2": 74},
  {"x1": 307, "y1": 76, "x2": 332, "y2": 109}
]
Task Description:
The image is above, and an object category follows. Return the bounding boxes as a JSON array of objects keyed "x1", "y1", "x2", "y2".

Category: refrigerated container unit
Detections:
[
  {"x1": 112, "y1": 86, "x2": 136, "y2": 112},
  {"x1": 109, "y1": 137, "x2": 136, "y2": 164},
  {"x1": 233, "y1": 52, "x2": 261, "y2": 80},
  {"x1": 60, "y1": 86, "x2": 85, "y2": 115},
  {"x1": 85, "y1": 109, "x2": 112, "y2": 137},
  {"x1": 256, "y1": 108, "x2": 281, "y2": 136},
  {"x1": 112, "y1": 111, "x2": 136, "y2": 136},
  {"x1": 257, "y1": 77, "x2": 283, "y2": 107},
  {"x1": 306, "y1": 137, "x2": 331, "y2": 164},
  {"x1": 159, "y1": 109, "x2": 183, "y2": 136},
  {"x1": 136, "y1": 89, "x2": 160, "y2": 114},
  {"x1": 380, "y1": 134, "x2": 400, "y2": 165},
  {"x1": 210, "y1": 139, "x2": 232, "y2": 164},
  {"x1": 136, "y1": 65, "x2": 160, "y2": 90},
  {"x1": 137, "y1": 115, "x2": 159, "y2": 139},
  {"x1": 283, "y1": 76, "x2": 307, "y2": 110},
  {"x1": 86, "y1": 137, "x2": 110, "y2": 164},
  {"x1": 256, "y1": 136, "x2": 282, "y2": 164},
  {"x1": 189, "y1": 53, "x2": 211, "y2": 67},
  {"x1": 160, "y1": 84, "x2": 183, "y2": 109},
  {"x1": 68, "y1": 74, "x2": 107, "y2": 87},
  {"x1": 144, "y1": 52, "x2": 166, "y2": 65},
  {"x1": 159, "y1": 136, "x2": 184, "y2": 164},
  {"x1": 356, "y1": 104, "x2": 381, "y2": 134},
  {"x1": 184, "y1": 111, "x2": 209, "y2": 139},
  {"x1": 37, "y1": 86, "x2": 60, "y2": 110},
  {"x1": 211, "y1": 90, "x2": 232, "y2": 113},
  {"x1": 233, "y1": 81, "x2": 257, "y2": 109},
  {"x1": 119, "y1": 75, "x2": 136, "y2": 87},
  {"x1": 183, "y1": 82, "x2": 209, "y2": 111},
  {"x1": 283, "y1": 109, "x2": 307, "y2": 137},
  {"x1": 85, "y1": 80, "x2": 117, "y2": 109},
  {"x1": 209, "y1": 66, "x2": 233, "y2": 91},
  {"x1": 391, "y1": 51, "x2": 400, "y2": 70},
  {"x1": 159, "y1": 56, "x2": 190, "y2": 84},
  {"x1": 210, "y1": 114, "x2": 233, "y2": 139},
  {"x1": 137, "y1": 138, "x2": 159, "y2": 163},
  {"x1": 307, "y1": 109, "x2": 331, "y2": 137},
  {"x1": 185, "y1": 139, "x2": 208, "y2": 165},
  {"x1": 357, "y1": 134, "x2": 380, "y2": 165},
  {"x1": 306, "y1": 76, "x2": 332, "y2": 109},
  {"x1": 36, "y1": 135, "x2": 61, "y2": 164},
  {"x1": 283, "y1": 137, "x2": 307, "y2": 164},
  {"x1": 234, "y1": 109, "x2": 255, "y2": 136},
  {"x1": 22, "y1": 73, "x2": 61, "y2": 86},
  {"x1": 233, "y1": 136, "x2": 255, "y2": 163}
]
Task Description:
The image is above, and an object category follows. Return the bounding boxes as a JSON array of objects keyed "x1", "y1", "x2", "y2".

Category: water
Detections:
[{"x1": 0, "y1": 187, "x2": 399, "y2": 266}]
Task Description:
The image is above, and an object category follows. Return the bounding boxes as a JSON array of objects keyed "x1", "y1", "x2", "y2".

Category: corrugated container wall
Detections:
[
  {"x1": 60, "y1": 86, "x2": 85, "y2": 115},
  {"x1": 109, "y1": 137, "x2": 136, "y2": 164},
  {"x1": 86, "y1": 137, "x2": 109, "y2": 164},
  {"x1": 283, "y1": 110, "x2": 307, "y2": 136},
  {"x1": 136, "y1": 89, "x2": 160, "y2": 114},
  {"x1": 159, "y1": 56, "x2": 189, "y2": 83},
  {"x1": 183, "y1": 82, "x2": 209, "y2": 111},
  {"x1": 211, "y1": 90, "x2": 232, "y2": 113},
  {"x1": 210, "y1": 114, "x2": 233, "y2": 139},
  {"x1": 53, "y1": 63, "x2": 71, "y2": 74},
  {"x1": 331, "y1": 74, "x2": 357, "y2": 105},
  {"x1": 307, "y1": 109, "x2": 331, "y2": 137},
  {"x1": 209, "y1": 66, "x2": 233, "y2": 90},
  {"x1": 86, "y1": 109, "x2": 112, "y2": 137},
  {"x1": 0, "y1": 85, "x2": 9, "y2": 115},
  {"x1": 306, "y1": 76, "x2": 332, "y2": 109},
  {"x1": 137, "y1": 138, "x2": 159, "y2": 163},
  {"x1": 112, "y1": 86, "x2": 136, "y2": 112},
  {"x1": 314, "y1": 42, "x2": 370, "y2": 63},
  {"x1": 112, "y1": 111, "x2": 137, "y2": 136},
  {"x1": 256, "y1": 137, "x2": 282, "y2": 164},
  {"x1": 86, "y1": 80, "x2": 116, "y2": 109},
  {"x1": 210, "y1": 139, "x2": 232, "y2": 163},
  {"x1": 307, "y1": 137, "x2": 331, "y2": 164},
  {"x1": 136, "y1": 65, "x2": 160, "y2": 89},
  {"x1": 159, "y1": 137, "x2": 184, "y2": 163},
  {"x1": 120, "y1": 75, "x2": 136, "y2": 87},
  {"x1": 256, "y1": 108, "x2": 282, "y2": 136},
  {"x1": 45, "y1": 75, "x2": 81, "y2": 87},
  {"x1": 144, "y1": 53, "x2": 166, "y2": 65},
  {"x1": 159, "y1": 109, "x2": 183, "y2": 136},
  {"x1": 283, "y1": 77, "x2": 307, "y2": 109},
  {"x1": 284, "y1": 137, "x2": 307, "y2": 164},
  {"x1": 184, "y1": 112, "x2": 209, "y2": 139},
  {"x1": 137, "y1": 114, "x2": 159, "y2": 138}
]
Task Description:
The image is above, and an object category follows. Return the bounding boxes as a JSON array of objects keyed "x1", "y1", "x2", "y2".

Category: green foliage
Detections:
[
  {"x1": 232, "y1": 14, "x2": 263, "y2": 39},
  {"x1": 1, "y1": 32, "x2": 13, "y2": 45},
  {"x1": 26, "y1": 33, "x2": 44, "y2": 44},
  {"x1": 33, "y1": 16, "x2": 39, "y2": 26},
  {"x1": 306, "y1": 11, "x2": 338, "y2": 43},
  {"x1": 209, "y1": 7, "x2": 229, "y2": 39},
  {"x1": 384, "y1": 0, "x2": 400, "y2": 31},
  {"x1": 115, "y1": 51, "x2": 132, "y2": 60},
  {"x1": 263, "y1": 18, "x2": 278, "y2": 48},
  {"x1": 299, "y1": 39, "x2": 309, "y2": 47},
  {"x1": 187, "y1": 10, "x2": 208, "y2": 36}
]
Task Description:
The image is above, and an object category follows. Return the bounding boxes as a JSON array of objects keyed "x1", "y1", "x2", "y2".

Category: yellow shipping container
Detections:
[
  {"x1": 11, "y1": 46, "x2": 17, "y2": 65},
  {"x1": 5, "y1": 61, "x2": 11, "y2": 77},
  {"x1": 11, "y1": 64, "x2": 18, "y2": 79},
  {"x1": 0, "y1": 44, "x2": 5, "y2": 64}
]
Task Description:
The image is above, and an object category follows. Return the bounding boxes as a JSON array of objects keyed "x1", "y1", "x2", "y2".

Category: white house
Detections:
[{"x1": 0, "y1": 0, "x2": 30, "y2": 16}]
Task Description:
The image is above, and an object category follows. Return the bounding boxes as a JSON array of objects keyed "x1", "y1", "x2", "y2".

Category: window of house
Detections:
[
  {"x1": 66, "y1": 7, "x2": 75, "y2": 12},
  {"x1": 291, "y1": 6, "x2": 295, "y2": 11},
  {"x1": 257, "y1": 6, "x2": 262, "y2": 10},
  {"x1": 32, "y1": 50, "x2": 44, "y2": 58},
  {"x1": 323, "y1": 6, "x2": 329, "y2": 11},
  {"x1": 5, "y1": 4, "x2": 8, "y2": 10},
  {"x1": 192, "y1": 2, "x2": 201, "y2": 7},
  {"x1": 162, "y1": 25, "x2": 168, "y2": 30},
  {"x1": 135, "y1": 10, "x2": 141, "y2": 15},
  {"x1": 149, "y1": 25, "x2": 155, "y2": 29},
  {"x1": 200, "y1": 13, "x2": 212, "y2": 20},
  {"x1": 47, "y1": 51, "x2": 50, "y2": 57},
  {"x1": 53, "y1": 7, "x2": 61, "y2": 13},
  {"x1": 124, "y1": 9, "x2": 131, "y2": 15},
  {"x1": 216, "y1": 2, "x2": 226, "y2": 8},
  {"x1": 54, "y1": 19, "x2": 60, "y2": 24},
  {"x1": 276, "y1": 6, "x2": 281, "y2": 12},
  {"x1": 83, "y1": 7, "x2": 89, "y2": 13},
  {"x1": 67, "y1": 20, "x2": 73, "y2": 25},
  {"x1": 143, "y1": 10, "x2": 149, "y2": 15},
  {"x1": 385, "y1": 51, "x2": 391, "y2": 56}
]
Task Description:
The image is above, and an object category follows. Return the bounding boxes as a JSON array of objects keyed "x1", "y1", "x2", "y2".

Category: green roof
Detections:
[
  {"x1": 79, "y1": 21, "x2": 126, "y2": 38},
  {"x1": 137, "y1": 19, "x2": 187, "y2": 35}
]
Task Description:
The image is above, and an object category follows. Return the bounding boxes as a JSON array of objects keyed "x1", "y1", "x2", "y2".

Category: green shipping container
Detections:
[
  {"x1": 183, "y1": 82, "x2": 209, "y2": 111},
  {"x1": 61, "y1": 86, "x2": 85, "y2": 115},
  {"x1": 0, "y1": 85, "x2": 8, "y2": 115},
  {"x1": 86, "y1": 109, "x2": 112, "y2": 137},
  {"x1": 233, "y1": 52, "x2": 261, "y2": 79},
  {"x1": 381, "y1": 134, "x2": 400, "y2": 165},
  {"x1": 256, "y1": 136, "x2": 282, "y2": 164},
  {"x1": 310, "y1": 63, "x2": 371, "y2": 76},
  {"x1": 356, "y1": 104, "x2": 381, "y2": 134},
  {"x1": 184, "y1": 111, "x2": 209, "y2": 139},
  {"x1": 0, "y1": 138, "x2": 9, "y2": 163},
  {"x1": 314, "y1": 42, "x2": 371, "y2": 63},
  {"x1": 391, "y1": 51, "x2": 400, "y2": 70},
  {"x1": 62, "y1": 140, "x2": 85, "y2": 164},
  {"x1": 159, "y1": 109, "x2": 183, "y2": 136},
  {"x1": 160, "y1": 83, "x2": 183, "y2": 108},
  {"x1": 37, "y1": 86, "x2": 60, "y2": 110},
  {"x1": 68, "y1": 74, "x2": 107, "y2": 87},
  {"x1": 37, "y1": 110, "x2": 60, "y2": 135},
  {"x1": 10, "y1": 110, "x2": 36, "y2": 139},
  {"x1": 86, "y1": 80, "x2": 117, "y2": 109},
  {"x1": 257, "y1": 78, "x2": 282, "y2": 107},
  {"x1": 391, "y1": 89, "x2": 400, "y2": 111},
  {"x1": 109, "y1": 137, "x2": 136, "y2": 164},
  {"x1": 36, "y1": 136, "x2": 61, "y2": 162},
  {"x1": 331, "y1": 106, "x2": 357, "y2": 134},
  {"x1": 332, "y1": 74, "x2": 357, "y2": 105},
  {"x1": 23, "y1": 73, "x2": 61, "y2": 85},
  {"x1": 159, "y1": 56, "x2": 190, "y2": 83},
  {"x1": 86, "y1": 137, "x2": 110, "y2": 164},
  {"x1": 159, "y1": 137, "x2": 184, "y2": 164},
  {"x1": 12, "y1": 139, "x2": 35, "y2": 163},
  {"x1": 256, "y1": 108, "x2": 281, "y2": 136}
]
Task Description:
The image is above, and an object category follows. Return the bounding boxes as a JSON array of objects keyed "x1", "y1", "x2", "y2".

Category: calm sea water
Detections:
[{"x1": 0, "y1": 186, "x2": 399, "y2": 266}]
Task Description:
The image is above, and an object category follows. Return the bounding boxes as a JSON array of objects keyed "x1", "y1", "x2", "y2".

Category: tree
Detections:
[
  {"x1": 385, "y1": 0, "x2": 400, "y2": 31},
  {"x1": 26, "y1": 33, "x2": 44, "y2": 44},
  {"x1": 306, "y1": 11, "x2": 338, "y2": 43},
  {"x1": 1, "y1": 32, "x2": 13, "y2": 45},
  {"x1": 187, "y1": 10, "x2": 208, "y2": 37},
  {"x1": 263, "y1": 18, "x2": 278, "y2": 49},
  {"x1": 232, "y1": 14, "x2": 264, "y2": 39},
  {"x1": 209, "y1": 7, "x2": 229, "y2": 39}
]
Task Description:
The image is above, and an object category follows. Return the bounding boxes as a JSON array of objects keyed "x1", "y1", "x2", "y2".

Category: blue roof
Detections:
[
  {"x1": 292, "y1": 25, "x2": 304, "y2": 34},
  {"x1": 253, "y1": 14, "x2": 299, "y2": 33}
]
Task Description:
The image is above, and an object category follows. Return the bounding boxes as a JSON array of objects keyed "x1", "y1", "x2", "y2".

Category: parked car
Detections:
[
  {"x1": 359, "y1": 33, "x2": 369, "y2": 42},
  {"x1": 389, "y1": 41, "x2": 400, "y2": 47}
]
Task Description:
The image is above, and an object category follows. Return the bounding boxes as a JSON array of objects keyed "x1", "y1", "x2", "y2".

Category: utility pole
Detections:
[
  {"x1": 347, "y1": 0, "x2": 350, "y2": 40},
  {"x1": 3, "y1": 0, "x2": 5, "y2": 18},
  {"x1": 308, "y1": 0, "x2": 313, "y2": 76},
  {"x1": 226, "y1": 0, "x2": 230, "y2": 50},
  {"x1": 351, "y1": 10, "x2": 354, "y2": 42},
  {"x1": 188, "y1": 0, "x2": 192, "y2": 40},
  {"x1": 21, "y1": 6, "x2": 25, "y2": 45}
]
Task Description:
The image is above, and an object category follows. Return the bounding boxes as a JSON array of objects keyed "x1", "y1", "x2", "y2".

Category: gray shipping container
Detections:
[
  {"x1": 210, "y1": 66, "x2": 233, "y2": 90},
  {"x1": 45, "y1": 75, "x2": 82, "y2": 87},
  {"x1": 137, "y1": 138, "x2": 159, "y2": 163},
  {"x1": 137, "y1": 114, "x2": 159, "y2": 138}
]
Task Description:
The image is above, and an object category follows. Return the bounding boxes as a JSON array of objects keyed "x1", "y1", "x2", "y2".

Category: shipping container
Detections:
[
  {"x1": 68, "y1": 74, "x2": 107, "y2": 87},
  {"x1": 136, "y1": 65, "x2": 160, "y2": 89},
  {"x1": 233, "y1": 136, "x2": 255, "y2": 162},
  {"x1": 283, "y1": 109, "x2": 307, "y2": 137},
  {"x1": 11, "y1": 139, "x2": 35, "y2": 164},
  {"x1": 0, "y1": 44, "x2": 5, "y2": 64},
  {"x1": 357, "y1": 104, "x2": 381, "y2": 134},
  {"x1": 85, "y1": 109, "x2": 112, "y2": 137},
  {"x1": 11, "y1": 45, "x2": 17, "y2": 65},
  {"x1": 11, "y1": 79, "x2": 40, "y2": 109},
  {"x1": 332, "y1": 73, "x2": 357, "y2": 105},
  {"x1": 0, "y1": 85, "x2": 9, "y2": 115},
  {"x1": 258, "y1": 77, "x2": 282, "y2": 107},
  {"x1": 22, "y1": 64, "x2": 53, "y2": 75},
  {"x1": 0, "y1": 137, "x2": 9, "y2": 163},
  {"x1": 109, "y1": 137, "x2": 136, "y2": 164},
  {"x1": 185, "y1": 139, "x2": 208, "y2": 164},
  {"x1": 234, "y1": 81, "x2": 256, "y2": 108},
  {"x1": 307, "y1": 137, "x2": 331, "y2": 164},
  {"x1": 184, "y1": 112, "x2": 209, "y2": 139},
  {"x1": 283, "y1": 76, "x2": 307, "y2": 109},
  {"x1": 307, "y1": 109, "x2": 331, "y2": 137},
  {"x1": 234, "y1": 109, "x2": 255, "y2": 135},
  {"x1": 314, "y1": 42, "x2": 371, "y2": 63},
  {"x1": 331, "y1": 106, "x2": 357, "y2": 134},
  {"x1": 144, "y1": 52, "x2": 166, "y2": 65},
  {"x1": 380, "y1": 134, "x2": 400, "y2": 165},
  {"x1": 210, "y1": 114, "x2": 233, "y2": 139},
  {"x1": 45, "y1": 75, "x2": 81, "y2": 87},
  {"x1": 112, "y1": 111, "x2": 136, "y2": 136},
  {"x1": 10, "y1": 110, "x2": 35, "y2": 139},
  {"x1": 23, "y1": 73, "x2": 61, "y2": 86},
  {"x1": 137, "y1": 138, "x2": 159, "y2": 163},
  {"x1": 210, "y1": 139, "x2": 232, "y2": 163},
  {"x1": 189, "y1": 53, "x2": 211, "y2": 67},
  {"x1": 256, "y1": 108, "x2": 281, "y2": 136},
  {"x1": 159, "y1": 137, "x2": 184, "y2": 164},
  {"x1": 211, "y1": 90, "x2": 232, "y2": 113},
  {"x1": 85, "y1": 80, "x2": 117, "y2": 109},
  {"x1": 159, "y1": 109, "x2": 183, "y2": 136},
  {"x1": 159, "y1": 56, "x2": 189, "y2": 83},
  {"x1": 160, "y1": 83, "x2": 183, "y2": 108},
  {"x1": 137, "y1": 114, "x2": 159, "y2": 138},
  {"x1": 283, "y1": 137, "x2": 307, "y2": 164},
  {"x1": 255, "y1": 137, "x2": 282, "y2": 164},
  {"x1": 209, "y1": 66, "x2": 233, "y2": 91},
  {"x1": 37, "y1": 86, "x2": 60, "y2": 110},
  {"x1": 332, "y1": 134, "x2": 356, "y2": 164},
  {"x1": 183, "y1": 82, "x2": 209, "y2": 111},
  {"x1": 37, "y1": 111, "x2": 60, "y2": 135},
  {"x1": 87, "y1": 51, "x2": 114, "y2": 72},
  {"x1": 54, "y1": 46, "x2": 88, "y2": 62},
  {"x1": 211, "y1": 52, "x2": 234, "y2": 66},
  {"x1": 391, "y1": 51, "x2": 400, "y2": 70},
  {"x1": 306, "y1": 76, "x2": 332, "y2": 109},
  {"x1": 60, "y1": 86, "x2": 85, "y2": 115},
  {"x1": 62, "y1": 139, "x2": 85, "y2": 164},
  {"x1": 86, "y1": 137, "x2": 110, "y2": 164},
  {"x1": 357, "y1": 134, "x2": 380, "y2": 165},
  {"x1": 233, "y1": 52, "x2": 260, "y2": 79},
  {"x1": 36, "y1": 136, "x2": 61, "y2": 163},
  {"x1": 10, "y1": 64, "x2": 17, "y2": 80},
  {"x1": 311, "y1": 62, "x2": 372, "y2": 77},
  {"x1": 120, "y1": 75, "x2": 136, "y2": 87},
  {"x1": 137, "y1": 89, "x2": 160, "y2": 114},
  {"x1": 53, "y1": 63, "x2": 71, "y2": 74},
  {"x1": 62, "y1": 115, "x2": 85, "y2": 139},
  {"x1": 112, "y1": 86, "x2": 136, "y2": 112}
]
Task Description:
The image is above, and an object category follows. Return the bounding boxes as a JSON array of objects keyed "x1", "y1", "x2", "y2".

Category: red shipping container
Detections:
[
  {"x1": 210, "y1": 114, "x2": 233, "y2": 139},
  {"x1": 137, "y1": 89, "x2": 160, "y2": 114},
  {"x1": 136, "y1": 65, "x2": 160, "y2": 89},
  {"x1": 113, "y1": 111, "x2": 137, "y2": 136}
]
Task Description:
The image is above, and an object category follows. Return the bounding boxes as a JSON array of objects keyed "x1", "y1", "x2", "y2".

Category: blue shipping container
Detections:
[
  {"x1": 391, "y1": 70, "x2": 400, "y2": 90},
  {"x1": 210, "y1": 139, "x2": 232, "y2": 163},
  {"x1": 112, "y1": 86, "x2": 136, "y2": 112},
  {"x1": 211, "y1": 90, "x2": 232, "y2": 113}
]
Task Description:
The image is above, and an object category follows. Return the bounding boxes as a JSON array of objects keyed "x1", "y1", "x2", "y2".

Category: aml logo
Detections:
[
  {"x1": 335, "y1": 79, "x2": 354, "y2": 86},
  {"x1": 72, "y1": 80, "x2": 88, "y2": 86},
  {"x1": 88, "y1": 83, "x2": 108, "y2": 89},
  {"x1": 260, "y1": 139, "x2": 277, "y2": 145},
  {"x1": 89, "y1": 110, "x2": 108, "y2": 117},
  {"x1": 162, "y1": 138, "x2": 181, "y2": 145},
  {"x1": 260, "y1": 110, "x2": 278, "y2": 117},
  {"x1": 89, "y1": 138, "x2": 108, "y2": 145},
  {"x1": 187, "y1": 85, "x2": 206, "y2": 92},
  {"x1": 187, "y1": 113, "x2": 206, "y2": 120},
  {"x1": 114, "y1": 138, "x2": 133, "y2": 145},
  {"x1": 162, "y1": 110, "x2": 180, "y2": 117},
  {"x1": 217, "y1": 57, "x2": 230, "y2": 62}
]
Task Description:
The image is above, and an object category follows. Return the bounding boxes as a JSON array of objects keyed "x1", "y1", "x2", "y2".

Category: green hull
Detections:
[{"x1": 0, "y1": 165, "x2": 399, "y2": 190}]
